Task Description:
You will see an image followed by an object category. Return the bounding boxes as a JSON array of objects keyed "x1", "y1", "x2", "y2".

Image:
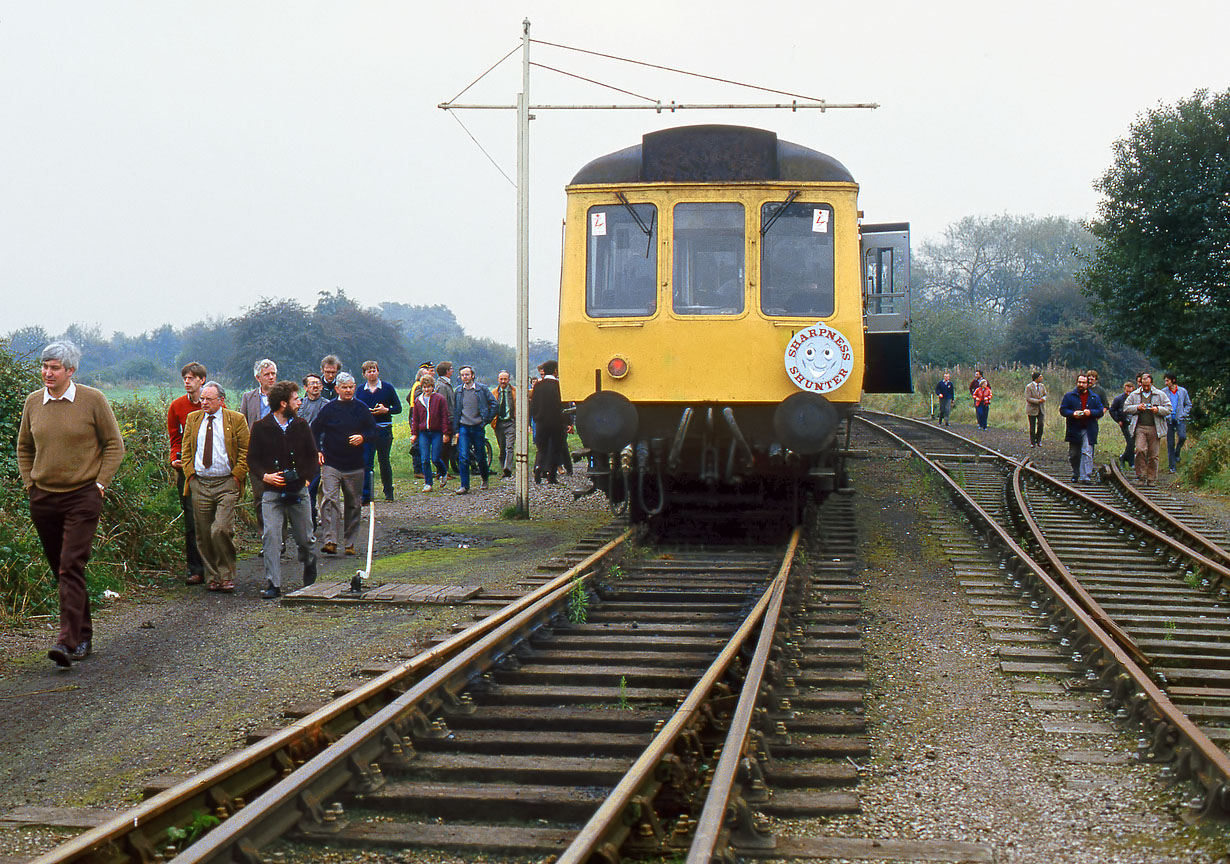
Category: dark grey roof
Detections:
[{"x1": 569, "y1": 125, "x2": 855, "y2": 185}]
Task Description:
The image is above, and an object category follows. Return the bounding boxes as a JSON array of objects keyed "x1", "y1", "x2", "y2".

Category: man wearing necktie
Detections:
[
  {"x1": 182, "y1": 381, "x2": 250, "y2": 592},
  {"x1": 491, "y1": 370, "x2": 516, "y2": 479}
]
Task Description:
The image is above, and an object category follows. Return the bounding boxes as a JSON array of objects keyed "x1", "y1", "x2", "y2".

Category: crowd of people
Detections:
[
  {"x1": 16, "y1": 340, "x2": 570, "y2": 668},
  {"x1": 933, "y1": 368, "x2": 1192, "y2": 486}
]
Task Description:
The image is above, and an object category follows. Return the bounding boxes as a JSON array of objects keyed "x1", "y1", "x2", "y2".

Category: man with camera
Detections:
[{"x1": 247, "y1": 380, "x2": 320, "y2": 599}]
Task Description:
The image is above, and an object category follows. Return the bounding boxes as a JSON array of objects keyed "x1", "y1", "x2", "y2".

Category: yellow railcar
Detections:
[{"x1": 558, "y1": 125, "x2": 911, "y2": 521}]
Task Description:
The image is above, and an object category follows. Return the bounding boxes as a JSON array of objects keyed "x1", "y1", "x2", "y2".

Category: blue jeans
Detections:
[
  {"x1": 458, "y1": 423, "x2": 489, "y2": 489},
  {"x1": 975, "y1": 404, "x2": 989, "y2": 429},
  {"x1": 363, "y1": 427, "x2": 394, "y2": 501},
  {"x1": 417, "y1": 431, "x2": 443, "y2": 485},
  {"x1": 1167, "y1": 419, "x2": 1186, "y2": 471}
]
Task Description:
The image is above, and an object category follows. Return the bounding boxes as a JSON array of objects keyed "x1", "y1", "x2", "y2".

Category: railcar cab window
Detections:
[
  {"x1": 672, "y1": 202, "x2": 745, "y2": 316},
  {"x1": 759, "y1": 202, "x2": 835, "y2": 318},
  {"x1": 585, "y1": 203, "x2": 658, "y2": 318}
]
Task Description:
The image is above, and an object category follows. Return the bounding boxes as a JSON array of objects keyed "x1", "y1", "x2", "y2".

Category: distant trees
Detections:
[{"x1": 1081, "y1": 87, "x2": 1230, "y2": 416}]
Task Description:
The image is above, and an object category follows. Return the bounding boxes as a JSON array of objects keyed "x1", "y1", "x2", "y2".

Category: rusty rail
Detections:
[
  {"x1": 34, "y1": 529, "x2": 633, "y2": 864},
  {"x1": 856, "y1": 413, "x2": 1230, "y2": 815}
]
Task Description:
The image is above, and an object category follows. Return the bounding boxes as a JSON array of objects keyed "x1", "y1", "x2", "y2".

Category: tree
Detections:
[
  {"x1": 225, "y1": 298, "x2": 321, "y2": 385},
  {"x1": 1081, "y1": 88, "x2": 1230, "y2": 416},
  {"x1": 918, "y1": 214, "x2": 1093, "y2": 318},
  {"x1": 3, "y1": 326, "x2": 50, "y2": 359},
  {"x1": 314, "y1": 291, "x2": 411, "y2": 384},
  {"x1": 1003, "y1": 280, "x2": 1149, "y2": 378},
  {"x1": 908, "y1": 306, "x2": 1001, "y2": 369},
  {"x1": 176, "y1": 317, "x2": 236, "y2": 385}
]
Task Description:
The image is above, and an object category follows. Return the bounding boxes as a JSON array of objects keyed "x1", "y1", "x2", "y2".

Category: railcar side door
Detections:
[{"x1": 859, "y1": 221, "x2": 913, "y2": 393}]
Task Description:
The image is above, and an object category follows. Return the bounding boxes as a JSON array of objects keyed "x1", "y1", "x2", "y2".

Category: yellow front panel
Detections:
[{"x1": 558, "y1": 182, "x2": 864, "y2": 405}]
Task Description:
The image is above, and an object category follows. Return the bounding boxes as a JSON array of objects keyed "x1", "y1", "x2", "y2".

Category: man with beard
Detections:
[
  {"x1": 248, "y1": 380, "x2": 319, "y2": 599},
  {"x1": 1125, "y1": 372, "x2": 1172, "y2": 485},
  {"x1": 1059, "y1": 374, "x2": 1104, "y2": 484}
]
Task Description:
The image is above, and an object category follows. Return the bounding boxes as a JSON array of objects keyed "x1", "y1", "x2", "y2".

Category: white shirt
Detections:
[
  {"x1": 194, "y1": 411, "x2": 232, "y2": 477},
  {"x1": 42, "y1": 381, "x2": 77, "y2": 404}
]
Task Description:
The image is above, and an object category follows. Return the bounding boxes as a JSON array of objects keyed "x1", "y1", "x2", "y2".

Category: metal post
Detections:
[{"x1": 514, "y1": 19, "x2": 531, "y2": 516}]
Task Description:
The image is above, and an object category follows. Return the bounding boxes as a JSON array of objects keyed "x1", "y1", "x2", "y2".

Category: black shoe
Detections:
[
  {"x1": 71, "y1": 640, "x2": 92, "y2": 661},
  {"x1": 503, "y1": 469, "x2": 511, "y2": 478},
  {"x1": 260, "y1": 581, "x2": 281, "y2": 600},
  {"x1": 384, "y1": 493, "x2": 395, "y2": 502},
  {"x1": 303, "y1": 559, "x2": 318, "y2": 587},
  {"x1": 48, "y1": 644, "x2": 72, "y2": 668}
]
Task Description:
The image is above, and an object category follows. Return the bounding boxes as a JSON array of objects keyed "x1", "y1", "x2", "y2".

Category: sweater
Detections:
[
  {"x1": 18, "y1": 385, "x2": 126, "y2": 492},
  {"x1": 166, "y1": 393, "x2": 203, "y2": 464},
  {"x1": 355, "y1": 380, "x2": 402, "y2": 432},
  {"x1": 247, "y1": 415, "x2": 320, "y2": 492},
  {"x1": 311, "y1": 398, "x2": 378, "y2": 472}
]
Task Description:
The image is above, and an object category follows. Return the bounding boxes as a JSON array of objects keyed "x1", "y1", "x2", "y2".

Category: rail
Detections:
[
  {"x1": 558, "y1": 529, "x2": 802, "y2": 864},
  {"x1": 855, "y1": 414, "x2": 1230, "y2": 816},
  {"x1": 34, "y1": 529, "x2": 633, "y2": 864}
]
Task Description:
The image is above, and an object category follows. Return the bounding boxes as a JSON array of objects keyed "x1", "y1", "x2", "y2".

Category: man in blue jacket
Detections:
[
  {"x1": 934, "y1": 372, "x2": 955, "y2": 426},
  {"x1": 1059, "y1": 374, "x2": 1104, "y2": 484},
  {"x1": 1163, "y1": 372, "x2": 1192, "y2": 474},
  {"x1": 452, "y1": 365, "x2": 497, "y2": 494}
]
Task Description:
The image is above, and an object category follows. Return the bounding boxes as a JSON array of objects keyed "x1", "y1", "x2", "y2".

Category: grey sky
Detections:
[{"x1": 2, "y1": 1, "x2": 1227, "y2": 346}]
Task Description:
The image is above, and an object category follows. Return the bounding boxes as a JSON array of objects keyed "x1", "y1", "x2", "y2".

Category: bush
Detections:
[
  {"x1": 1178, "y1": 421, "x2": 1230, "y2": 493},
  {"x1": 0, "y1": 344, "x2": 182, "y2": 621}
]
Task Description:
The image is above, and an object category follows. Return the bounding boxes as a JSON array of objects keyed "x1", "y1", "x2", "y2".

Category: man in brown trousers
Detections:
[{"x1": 17, "y1": 340, "x2": 125, "y2": 668}]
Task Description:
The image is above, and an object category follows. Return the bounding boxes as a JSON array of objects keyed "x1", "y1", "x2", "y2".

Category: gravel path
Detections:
[{"x1": 0, "y1": 470, "x2": 611, "y2": 861}]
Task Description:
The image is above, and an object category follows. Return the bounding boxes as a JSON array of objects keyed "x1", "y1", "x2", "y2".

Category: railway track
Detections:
[
  {"x1": 856, "y1": 409, "x2": 1230, "y2": 817},
  {"x1": 29, "y1": 497, "x2": 865, "y2": 864}
]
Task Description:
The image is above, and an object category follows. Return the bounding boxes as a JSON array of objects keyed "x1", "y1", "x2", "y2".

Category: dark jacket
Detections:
[
  {"x1": 530, "y1": 377, "x2": 565, "y2": 434},
  {"x1": 935, "y1": 380, "x2": 955, "y2": 401},
  {"x1": 453, "y1": 382, "x2": 497, "y2": 427},
  {"x1": 248, "y1": 414, "x2": 319, "y2": 493},
  {"x1": 410, "y1": 391, "x2": 453, "y2": 436},
  {"x1": 1059, "y1": 388, "x2": 1105, "y2": 444},
  {"x1": 311, "y1": 398, "x2": 379, "y2": 472},
  {"x1": 1109, "y1": 392, "x2": 1128, "y2": 426}
]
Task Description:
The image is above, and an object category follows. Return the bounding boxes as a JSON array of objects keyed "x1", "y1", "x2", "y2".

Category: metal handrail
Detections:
[
  {"x1": 35, "y1": 529, "x2": 632, "y2": 864},
  {"x1": 855, "y1": 415, "x2": 1230, "y2": 808},
  {"x1": 558, "y1": 535, "x2": 798, "y2": 864},
  {"x1": 686, "y1": 528, "x2": 800, "y2": 863}
]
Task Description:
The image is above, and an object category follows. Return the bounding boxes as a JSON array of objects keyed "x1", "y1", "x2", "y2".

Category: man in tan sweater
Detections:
[{"x1": 17, "y1": 340, "x2": 125, "y2": 668}]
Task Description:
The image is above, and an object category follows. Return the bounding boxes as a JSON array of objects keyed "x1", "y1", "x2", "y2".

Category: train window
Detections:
[
  {"x1": 586, "y1": 203, "x2": 658, "y2": 318},
  {"x1": 672, "y1": 203, "x2": 745, "y2": 315},
  {"x1": 759, "y1": 202, "x2": 835, "y2": 318}
]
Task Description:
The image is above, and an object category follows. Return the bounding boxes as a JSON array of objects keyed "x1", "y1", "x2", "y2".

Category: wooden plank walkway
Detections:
[{"x1": 282, "y1": 582, "x2": 481, "y2": 606}]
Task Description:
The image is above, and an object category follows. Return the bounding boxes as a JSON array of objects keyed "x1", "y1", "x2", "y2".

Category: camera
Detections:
[{"x1": 281, "y1": 467, "x2": 301, "y2": 485}]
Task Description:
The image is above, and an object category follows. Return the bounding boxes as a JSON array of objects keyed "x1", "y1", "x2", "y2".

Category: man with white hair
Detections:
[
  {"x1": 241, "y1": 359, "x2": 279, "y2": 535},
  {"x1": 17, "y1": 340, "x2": 125, "y2": 667},
  {"x1": 310, "y1": 372, "x2": 377, "y2": 556}
]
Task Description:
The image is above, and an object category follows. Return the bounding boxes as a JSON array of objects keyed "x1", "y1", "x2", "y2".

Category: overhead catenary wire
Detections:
[
  {"x1": 529, "y1": 37, "x2": 831, "y2": 104},
  {"x1": 529, "y1": 62, "x2": 657, "y2": 104},
  {"x1": 445, "y1": 110, "x2": 516, "y2": 188}
]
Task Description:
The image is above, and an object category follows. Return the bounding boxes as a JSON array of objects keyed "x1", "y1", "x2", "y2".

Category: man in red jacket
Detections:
[{"x1": 167, "y1": 362, "x2": 208, "y2": 584}]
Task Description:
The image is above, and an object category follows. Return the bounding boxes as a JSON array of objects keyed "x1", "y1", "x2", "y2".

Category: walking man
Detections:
[
  {"x1": 434, "y1": 362, "x2": 457, "y2": 483},
  {"x1": 1024, "y1": 370, "x2": 1047, "y2": 447},
  {"x1": 167, "y1": 361, "x2": 207, "y2": 584},
  {"x1": 182, "y1": 382, "x2": 249, "y2": 593},
  {"x1": 934, "y1": 372, "x2": 954, "y2": 426},
  {"x1": 1125, "y1": 372, "x2": 1172, "y2": 485},
  {"x1": 248, "y1": 381, "x2": 320, "y2": 599},
  {"x1": 453, "y1": 365, "x2": 497, "y2": 494},
  {"x1": 1164, "y1": 372, "x2": 1192, "y2": 473},
  {"x1": 311, "y1": 373, "x2": 377, "y2": 556},
  {"x1": 356, "y1": 360, "x2": 401, "y2": 503},
  {"x1": 972, "y1": 378, "x2": 992, "y2": 431},
  {"x1": 492, "y1": 370, "x2": 517, "y2": 476},
  {"x1": 1109, "y1": 381, "x2": 1135, "y2": 470},
  {"x1": 18, "y1": 340, "x2": 125, "y2": 667},
  {"x1": 1059, "y1": 374, "x2": 1104, "y2": 484}
]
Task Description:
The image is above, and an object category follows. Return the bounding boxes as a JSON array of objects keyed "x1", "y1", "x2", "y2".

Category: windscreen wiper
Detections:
[
  {"x1": 760, "y1": 190, "x2": 800, "y2": 236},
  {"x1": 614, "y1": 191, "x2": 656, "y2": 257}
]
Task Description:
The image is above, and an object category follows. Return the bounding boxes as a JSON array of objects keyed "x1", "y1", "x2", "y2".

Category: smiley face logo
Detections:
[{"x1": 784, "y1": 325, "x2": 854, "y2": 393}]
